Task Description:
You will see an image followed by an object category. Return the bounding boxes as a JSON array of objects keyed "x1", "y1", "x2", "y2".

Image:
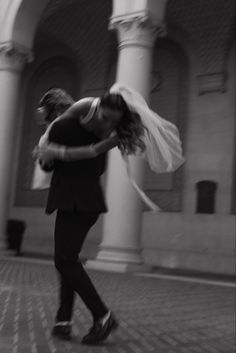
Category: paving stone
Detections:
[{"x1": 0, "y1": 257, "x2": 235, "y2": 353}]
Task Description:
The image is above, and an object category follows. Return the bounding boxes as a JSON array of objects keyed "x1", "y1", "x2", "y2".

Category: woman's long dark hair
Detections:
[
  {"x1": 38, "y1": 88, "x2": 74, "y2": 123},
  {"x1": 100, "y1": 93, "x2": 146, "y2": 155}
]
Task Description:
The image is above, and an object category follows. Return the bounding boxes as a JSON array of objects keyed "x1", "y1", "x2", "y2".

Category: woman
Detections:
[
  {"x1": 36, "y1": 83, "x2": 184, "y2": 173},
  {"x1": 36, "y1": 84, "x2": 184, "y2": 211},
  {"x1": 34, "y1": 87, "x2": 146, "y2": 166}
]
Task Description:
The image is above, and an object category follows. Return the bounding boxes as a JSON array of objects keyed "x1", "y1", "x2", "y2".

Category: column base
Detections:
[
  {"x1": 85, "y1": 259, "x2": 151, "y2": 273},
  {"x1": 85, "y1": 246, "x2": 151, "y2": 273}
]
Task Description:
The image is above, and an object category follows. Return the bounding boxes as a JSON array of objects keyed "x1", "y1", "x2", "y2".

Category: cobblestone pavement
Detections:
[{"x1": 0, "y1": 256, "x2": 235, "y2": 353}]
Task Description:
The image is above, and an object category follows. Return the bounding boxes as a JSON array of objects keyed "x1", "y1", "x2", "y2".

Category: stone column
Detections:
[
  {"x1": 87, "y1": 8, "x2": 166, "y2": 272},
  {"x1": 0, "y1": 42, "x2": 32, "y2": 246}
]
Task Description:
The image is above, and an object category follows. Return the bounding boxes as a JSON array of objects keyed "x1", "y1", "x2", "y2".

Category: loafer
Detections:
[
  {"x1": 81, "y1": 312, "x2": 118, "y2": 345},
  {"x1": 51, "y1": 324, "x2": 71, "y2": 340}
]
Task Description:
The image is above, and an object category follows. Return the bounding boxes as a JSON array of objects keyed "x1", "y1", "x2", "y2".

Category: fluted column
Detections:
[
  {"x1": 0, "y1": 42, "x2": 32, "y2": 245},
  {"x1": 87, "y1": 4, "x2": 167, "y2": 272}
]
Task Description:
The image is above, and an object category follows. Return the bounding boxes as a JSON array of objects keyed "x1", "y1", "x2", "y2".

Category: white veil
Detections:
[
  {"x1": 109, "y1": 83, "x2": 185, "y2": 211},
  {"x1": 110, "y1": 83, "x2": 185, "y2": 173}
]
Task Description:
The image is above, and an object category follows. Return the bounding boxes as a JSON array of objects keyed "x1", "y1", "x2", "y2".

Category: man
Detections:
[{"x1": 38, "y1": 88, "x2": 127, "y2": 345}]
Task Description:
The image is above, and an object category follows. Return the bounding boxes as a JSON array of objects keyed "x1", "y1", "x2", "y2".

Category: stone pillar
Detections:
[
  {"x1": 87, "y1": 3, "x2": 167, "y2": 272},
  {"x1": 0, "y1": 42, "x2": 32, "y2": 246}
]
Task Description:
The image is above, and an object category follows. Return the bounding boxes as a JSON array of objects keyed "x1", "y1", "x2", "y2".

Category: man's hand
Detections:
[
  {"x1": 39, "y1": 158, "x2": 55, "y2": 172},
  {"x1": 34, "y1": 143, "x2": 66, "y2": 163},
  {"x1": 32, "y1": 144, "x2": 54, "y2": 164}
]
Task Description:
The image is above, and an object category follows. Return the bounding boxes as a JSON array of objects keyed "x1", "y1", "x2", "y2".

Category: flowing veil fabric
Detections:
[
  {"x1": 110, "y1": 83, "x2": 185, "y2": 173},
  {"x1": 110, "y1": 83, "x2": 185, "y2": 211}
]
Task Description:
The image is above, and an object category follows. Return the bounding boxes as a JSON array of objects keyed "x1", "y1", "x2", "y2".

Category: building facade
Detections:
[{"x1": 0, "y1": 0, "x2": 235, "y2": 274}]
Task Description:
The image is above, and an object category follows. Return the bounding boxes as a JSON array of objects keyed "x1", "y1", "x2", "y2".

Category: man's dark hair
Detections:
[{"x1": 38, "y1": 88, "x2": 74, "y2": 123}]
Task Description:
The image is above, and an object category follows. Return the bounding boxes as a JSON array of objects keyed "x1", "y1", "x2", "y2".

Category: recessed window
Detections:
[{"x1": 196, "y1": 181, "x2": 217, "y2": 214}]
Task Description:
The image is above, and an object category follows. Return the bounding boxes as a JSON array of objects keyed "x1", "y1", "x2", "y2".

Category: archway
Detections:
[{"x1": 6, "y1": 0, "x2": 50, "y2": 49}]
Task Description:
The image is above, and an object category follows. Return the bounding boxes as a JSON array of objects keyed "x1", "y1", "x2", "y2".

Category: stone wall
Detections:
[{"x1": 142, "y1": 212, "x2": 235, "y2": 275}]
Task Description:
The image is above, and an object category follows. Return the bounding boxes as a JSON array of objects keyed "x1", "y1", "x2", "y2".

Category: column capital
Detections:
[
  {"x1": 109, "y1": 11, "x2": 166, "y2": 49},
  {"x1": 0, "y1": 41, "x2": 33, "y2": 72}
]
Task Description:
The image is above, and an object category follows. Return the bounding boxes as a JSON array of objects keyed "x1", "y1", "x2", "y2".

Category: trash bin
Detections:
[{"x1": 6, "y1": 219, "x2": 26, "y2": 256}]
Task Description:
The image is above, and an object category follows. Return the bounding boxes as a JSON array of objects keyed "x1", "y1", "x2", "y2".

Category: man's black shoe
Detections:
[
  {"x1": 51, "y1": 324, "x2": 71, "y2": 340},
  {"x1": 81, "y1": 312, "x2": 118, "y2": 345}
]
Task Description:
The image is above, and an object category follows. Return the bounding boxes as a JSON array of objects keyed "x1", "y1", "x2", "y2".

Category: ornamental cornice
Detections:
[
  {"x1": 0, "y1": 41, "x2": 33, "y2": 71},
  {"x1": 109, "y1": 11, "x2": 166, "y2": 49}
]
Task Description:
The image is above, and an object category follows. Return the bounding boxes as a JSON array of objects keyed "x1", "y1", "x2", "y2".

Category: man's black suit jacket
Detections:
[{"x1": 45, "y1": 116, "x2": 107, "y2": 214}]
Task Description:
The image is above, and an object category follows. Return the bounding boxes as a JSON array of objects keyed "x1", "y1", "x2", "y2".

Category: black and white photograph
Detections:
[{"x1": 0, "y1": 0, "x2": 235, "y2": 352}]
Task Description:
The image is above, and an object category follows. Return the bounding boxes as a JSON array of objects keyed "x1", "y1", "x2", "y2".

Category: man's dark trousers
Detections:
[{"x1": 54, "y1": 210, "x2": 107, "y2": 322}]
